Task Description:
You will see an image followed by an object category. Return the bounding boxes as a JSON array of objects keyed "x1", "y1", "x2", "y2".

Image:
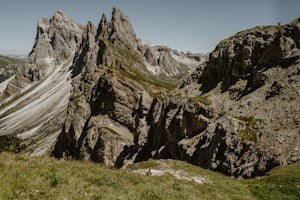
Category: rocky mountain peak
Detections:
[
  {"x1": 85, "y1": 7, "x2": 203, "y2": 78},
  {"x1": 111, "y1": 7, "x2": 124, "y2": 21},
  {"x1": 53, "y1": 10, "x2": 68, "y2": 21},
  {"x1": 290, "y1": 18, "x2": 300, "y2": 26},
  {"x1": 97, "y1": 14, "x2": 109, "y2": 38},
  {"x1": 86, "y1": 21, "x2": 97, "y2": 36},
  {"x1": 108, "y1": 7, "x2": 138, "y2": 50},
  {"x1": 27, "y1": 11, "x2": 84, "y2": 80}
]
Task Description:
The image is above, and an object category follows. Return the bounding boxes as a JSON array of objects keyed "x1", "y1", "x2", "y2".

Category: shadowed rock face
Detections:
[{"x1": 1, "y1": 8, "x2": 299, "y2": 178}]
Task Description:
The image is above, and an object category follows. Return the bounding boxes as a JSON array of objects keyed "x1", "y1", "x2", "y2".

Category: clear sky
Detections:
[{"x1": 0, "y1": 0, "x2": 299, "y2": 55}]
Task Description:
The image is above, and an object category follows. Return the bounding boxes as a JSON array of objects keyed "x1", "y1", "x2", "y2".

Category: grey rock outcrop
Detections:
[
  {"x1": 27, "y1": 11, "x2": 84, "y2": 80},
  {"x1": 178, "y1": 117, "x2": 278, "y2": 177},
  {"x1": 53, "y1": 8, "x2": 145, "y2": 165},
  {"x1": 182, "y1": 19, "x2": 300, "y2": 166},
  {"x1": 198, "y1": 20, "x2": 300, "y2": 94}
]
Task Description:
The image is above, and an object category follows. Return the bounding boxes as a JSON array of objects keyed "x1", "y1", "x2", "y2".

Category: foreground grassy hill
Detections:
[{"x1": 0, "y1": 152, "x2": 299, "y2": 200}]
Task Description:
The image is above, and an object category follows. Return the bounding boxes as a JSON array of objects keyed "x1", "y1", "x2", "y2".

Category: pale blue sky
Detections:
[{"x1": 0, "y1": 0, "x2": 299, "y2": 55}]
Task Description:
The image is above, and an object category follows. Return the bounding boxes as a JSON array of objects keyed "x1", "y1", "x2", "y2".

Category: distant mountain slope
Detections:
[{"x1": 0, "y1": 55, "x2": 21, "y2": 83}]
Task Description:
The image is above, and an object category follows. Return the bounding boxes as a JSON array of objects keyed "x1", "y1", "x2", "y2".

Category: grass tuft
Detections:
[
  {"x1": 46, "y1": 172, "x2": 63, "y2": 188},
  {"x1": 237, "y1": 129, "x2": 257, "y2": 143},
  {"x1": 102, "y1": 126, "x2": 120, "y2": 136},
  {"x1": 234, "y1": 116, "x2": 262, "y2": 143},
  {"x1": 189, "y1": 96, "x2": 212, "y2": 105}
]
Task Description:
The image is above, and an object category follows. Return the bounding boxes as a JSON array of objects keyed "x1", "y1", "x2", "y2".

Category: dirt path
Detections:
[{"x1": 130, "y1": 160, "x2": 210, "y2": 184}]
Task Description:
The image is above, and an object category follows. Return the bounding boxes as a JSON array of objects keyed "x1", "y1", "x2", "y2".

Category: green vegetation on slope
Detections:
[
  {"x1": 188, "y1": 96, "x2": 212, "y2": 105},
  {"x1": 1, "y1": 153, "x2": 299, "y2": 199},
  {"x1": 0, "y1": 136, "x2": 23, "y2": 152},
  {"x1": 104, "y1": 39, "x2": 180, "y2": 95},
  {"x1": 246, "y1": 163, "x2": 300, "y2": 199},
  {"x1": 233, "y1": 116, "x2": 262, "y2": 143},
  {"x1": 116, "y1": 65, "x2": 178, "y2": 92},
  {"x1": 0, "y1": 55, "x2": 21, "y2": 83}
]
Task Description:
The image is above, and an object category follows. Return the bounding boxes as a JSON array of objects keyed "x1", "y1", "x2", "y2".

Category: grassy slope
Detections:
[
  {"x1": 1, "y1": 153, "x2": 299, "y2": 200},
  {"x1": 246, "y1": 163, "x2": 300, "y2": 199}
]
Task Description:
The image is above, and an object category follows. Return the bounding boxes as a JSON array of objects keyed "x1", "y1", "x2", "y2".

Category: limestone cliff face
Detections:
[
  {"x1": 3, "y1": 11, "x2": 84, "y2": 98},
  {"x1": 138, "y1": 42, "x2": 207, "y2": 77},
  {"x1": 182, "y1": 19, "x2": 300, "y2": 166},
  {"x1": 53, "y1": 8, "x2": 149, "y2": 166},
  {"x1": 52, "y1": 13, "x2": 279, "y2": 175},
  {"x1": 27, "y1": 11, "x2": 84, "y2": 80},
  {"x1": 198, "y1": 19, "x2": 300, "y2": 94},
  {"x1": 114, "y1": 98, "x2": 278, "y2": 177}
]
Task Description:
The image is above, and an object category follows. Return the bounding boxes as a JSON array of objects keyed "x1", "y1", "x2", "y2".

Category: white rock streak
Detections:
[
  {"x1": 0, "y1": 58, "x2": 73, "y2": 155},
  {"x1": 130, "y1": 160, "x2": 210, "y2": 184}
]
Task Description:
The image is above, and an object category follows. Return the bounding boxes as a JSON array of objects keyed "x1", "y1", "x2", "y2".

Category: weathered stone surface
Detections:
[
  {"x1": 178, "y1": 117, "x2": 278, "y2": 177},
  {"x1": 197, "y1": 21, "x2": 300, "y2": 94},
  {"x1": 28, "y1": 11, "x2": 84, "y2": 79},
  {"x1": 181, "y1": 19, "x2": 300, "y2": 167}
]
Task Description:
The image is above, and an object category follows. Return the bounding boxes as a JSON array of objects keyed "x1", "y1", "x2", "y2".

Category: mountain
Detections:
[
  {"x1": 0, "y1": 8, "x2": 203, "y2": 156},
  {"x1": 0, "y1": 8, "x2": 299, "y2": 178},
  {"x1": 0, "y1": 11, "x2": 85, "y2": 155}
]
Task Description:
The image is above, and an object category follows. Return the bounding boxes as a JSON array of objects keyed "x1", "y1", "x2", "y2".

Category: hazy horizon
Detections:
[{"x1": 1, "y1": 0, "x2": 300, "y2": 55}]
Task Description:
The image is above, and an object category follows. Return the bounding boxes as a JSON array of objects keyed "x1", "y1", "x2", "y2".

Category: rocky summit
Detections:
[{"x1": 0, "y1": 8, "x2": 299, "y2": 178}]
